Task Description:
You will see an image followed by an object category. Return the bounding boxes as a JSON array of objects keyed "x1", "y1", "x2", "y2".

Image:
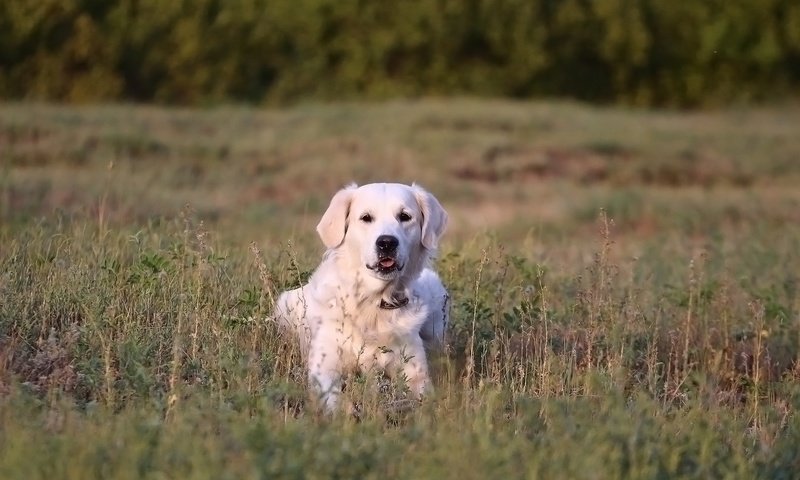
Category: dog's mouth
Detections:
[{"x1": 367, "y1": 257, "x2": 403, "y2": 275}]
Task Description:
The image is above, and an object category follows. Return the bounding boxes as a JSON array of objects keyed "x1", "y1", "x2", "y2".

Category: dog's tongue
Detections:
[{"x1": 380, "y1": 258, "x2": 396, "y2": 268}]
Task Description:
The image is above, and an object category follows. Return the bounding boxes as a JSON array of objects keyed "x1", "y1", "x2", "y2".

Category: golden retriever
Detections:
[{"x1": 274, "y1": 182, "x2": 449, "y2": 411}]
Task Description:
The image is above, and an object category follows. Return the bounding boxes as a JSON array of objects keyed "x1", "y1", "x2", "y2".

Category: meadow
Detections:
[{"x1": 1, "y1": 99, "x2": 799, "y2": 478}]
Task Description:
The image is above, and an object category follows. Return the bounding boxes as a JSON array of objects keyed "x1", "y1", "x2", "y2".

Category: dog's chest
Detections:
[
  {"x1": 345, "y1": 307, "x2": 406, "y2": 344},
  {"x1": 328, "y1": 302, "x2": 424, "y2": 366}
]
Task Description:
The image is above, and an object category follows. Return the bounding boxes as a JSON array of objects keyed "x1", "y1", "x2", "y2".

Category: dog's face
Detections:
[{"x1": 316, "y1": 183, "x2": 447, "y2": 283}]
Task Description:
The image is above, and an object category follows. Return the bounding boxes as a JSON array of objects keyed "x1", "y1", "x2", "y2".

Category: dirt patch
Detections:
[
  {"x1": 0, "y1": 124, "x2": 50, "y2": 147},
  {"x1": 1, "y1": 323, "x2": 82, "y2": 397},
  {"x1": 452, "y1": 144, "x2": 754, "y2": 188},
  {"x1": 416, "y1": 116, "x2": 519, "y2": 133},
  {"x1": 636, "y1": 148, "x2": 755, "y2": 188},
  {"x1": 452, "y1": 145, "x2": 620, "y2": 185}
]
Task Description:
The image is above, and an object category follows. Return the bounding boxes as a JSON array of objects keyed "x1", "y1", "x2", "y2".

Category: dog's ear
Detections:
[
  {"x1": 412, "y1": 183, "x2": 448, "y2": 250},
  {"x1": 316, "y1": 183, "x2": 357, "y2": 249}
]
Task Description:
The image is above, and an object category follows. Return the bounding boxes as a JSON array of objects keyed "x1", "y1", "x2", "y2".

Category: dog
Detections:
[{"x1": 273, "y1": 182, "x2": 449, "y2": 412}]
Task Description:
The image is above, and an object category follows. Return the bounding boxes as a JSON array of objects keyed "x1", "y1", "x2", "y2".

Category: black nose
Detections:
[{"x1": 376, "y1": 235, "x2": 399, "y2": 253}]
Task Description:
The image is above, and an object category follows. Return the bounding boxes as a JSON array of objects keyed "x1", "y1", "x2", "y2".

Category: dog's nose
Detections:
[{"x1": 376, "y1": 235, "x2": 399, "y2": 253}]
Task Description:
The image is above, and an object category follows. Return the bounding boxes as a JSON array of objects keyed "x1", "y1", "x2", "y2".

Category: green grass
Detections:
[{"x1": 1, "y1": 99, "x2": 800, "y2": 478}]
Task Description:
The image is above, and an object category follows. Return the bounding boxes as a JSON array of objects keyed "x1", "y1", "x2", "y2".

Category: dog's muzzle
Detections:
[
  {"x1": 366, "y1": 257, "x2": 404, "y2": 275},
  {"x1": 367, "y1": 235, "x2": 403, "y2": 276}
]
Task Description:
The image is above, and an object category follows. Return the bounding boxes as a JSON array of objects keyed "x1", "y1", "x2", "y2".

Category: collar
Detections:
[{"x1": 379, "y1": 294, "x2": 409, "y2": 310}]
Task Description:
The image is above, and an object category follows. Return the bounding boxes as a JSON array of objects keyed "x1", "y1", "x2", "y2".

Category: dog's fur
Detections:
[{"x1": 273, "y1": 182, "x2": 449, "y2": 411}]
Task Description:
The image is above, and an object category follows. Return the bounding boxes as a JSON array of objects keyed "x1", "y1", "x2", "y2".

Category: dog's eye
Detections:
[
  {"x1": 360, "y1": 213, "x2": 373, "y2": 223},
  {"x1": 398, "y1": 212, "x2": 412, "y2": 222}
]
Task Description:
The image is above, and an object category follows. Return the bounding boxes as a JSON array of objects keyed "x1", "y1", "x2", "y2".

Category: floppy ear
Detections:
[
  {"x1": 316, "y1": 183, "x2": 357, "y2": 249},
  {"x1": 412, "y1": 183, "x2": 448, "y2": 250}
]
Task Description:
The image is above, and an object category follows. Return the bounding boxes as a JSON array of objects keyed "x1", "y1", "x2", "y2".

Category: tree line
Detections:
[{"x1": 2, "y1": 0, "x2": 799, "y2": 107}]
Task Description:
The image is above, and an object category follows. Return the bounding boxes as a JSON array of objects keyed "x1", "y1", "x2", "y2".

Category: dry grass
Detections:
[{"x1": 1, "y1": 99, "x2": 800, "y2": 478}]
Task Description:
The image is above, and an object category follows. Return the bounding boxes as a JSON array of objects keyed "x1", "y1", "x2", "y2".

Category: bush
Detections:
[{"x1": 1, "y1": 0, "x2": 799, "y2": 106}]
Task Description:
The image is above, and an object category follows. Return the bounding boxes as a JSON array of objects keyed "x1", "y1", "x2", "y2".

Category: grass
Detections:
[{"x1": 1, "y1": 99, "x2": 800, "y2": 478}]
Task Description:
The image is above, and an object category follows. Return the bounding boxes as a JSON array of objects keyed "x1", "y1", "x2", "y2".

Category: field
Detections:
[{"x1": 2, "y1": 99, "x2": 800, "y2": 478}]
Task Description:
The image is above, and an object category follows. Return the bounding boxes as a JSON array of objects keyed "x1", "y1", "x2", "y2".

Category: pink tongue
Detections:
[{"x1": 380, "y1": 258, "x2": 396, "y2": 268}]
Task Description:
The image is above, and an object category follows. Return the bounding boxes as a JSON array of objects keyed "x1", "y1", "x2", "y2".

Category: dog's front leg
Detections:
[
  {"x1": 307, "y1": 329, "x2": 345, "y2": 412},
  {"x1": 400, "y1": 337, "x2": 432, "y2": 399}
]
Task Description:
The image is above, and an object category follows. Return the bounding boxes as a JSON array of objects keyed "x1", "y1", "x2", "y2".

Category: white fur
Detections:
[{"x1": 274, "y1": 182, "x2": 449, "y2": 411}]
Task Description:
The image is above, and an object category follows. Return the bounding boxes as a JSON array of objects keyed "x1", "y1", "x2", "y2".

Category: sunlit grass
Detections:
[{"x1": 1, "y1": 100, "x2": 799, "y2": 478}]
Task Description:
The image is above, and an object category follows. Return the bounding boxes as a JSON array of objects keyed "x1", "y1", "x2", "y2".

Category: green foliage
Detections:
[{"x1": 1, "y1": 0, "x2": 799, "y2": 106}]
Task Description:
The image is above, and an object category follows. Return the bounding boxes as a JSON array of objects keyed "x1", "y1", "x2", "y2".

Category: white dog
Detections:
[{"x1": 274, "y1": 182, "x2": 449, "y2": 412}]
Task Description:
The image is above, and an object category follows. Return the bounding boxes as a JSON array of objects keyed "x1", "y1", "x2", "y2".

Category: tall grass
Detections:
[
  {"x1": 2, "y1": 210, "x2": 798, "y2": 478},
  {"x1": 2, "y1": 101, "x2": 800, "y2": 478}
]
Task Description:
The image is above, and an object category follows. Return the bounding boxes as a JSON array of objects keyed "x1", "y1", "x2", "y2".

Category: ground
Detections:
[{"x1": 1, "y1": 99, "x2": 799, "y2": 478}]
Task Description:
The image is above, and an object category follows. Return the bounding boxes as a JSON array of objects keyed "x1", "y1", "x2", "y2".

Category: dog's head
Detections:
[{"x1": 316, "y1": 182, "x2": 448, "y2": 284}]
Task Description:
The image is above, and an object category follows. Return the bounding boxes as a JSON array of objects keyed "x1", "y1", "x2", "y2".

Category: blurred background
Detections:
[
  {"x1": 2, "y1": 0, "x2": 799, "y2": 107},
  {"x1": 2, "y1": 0, "x2": 800, "y2": 253}
]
